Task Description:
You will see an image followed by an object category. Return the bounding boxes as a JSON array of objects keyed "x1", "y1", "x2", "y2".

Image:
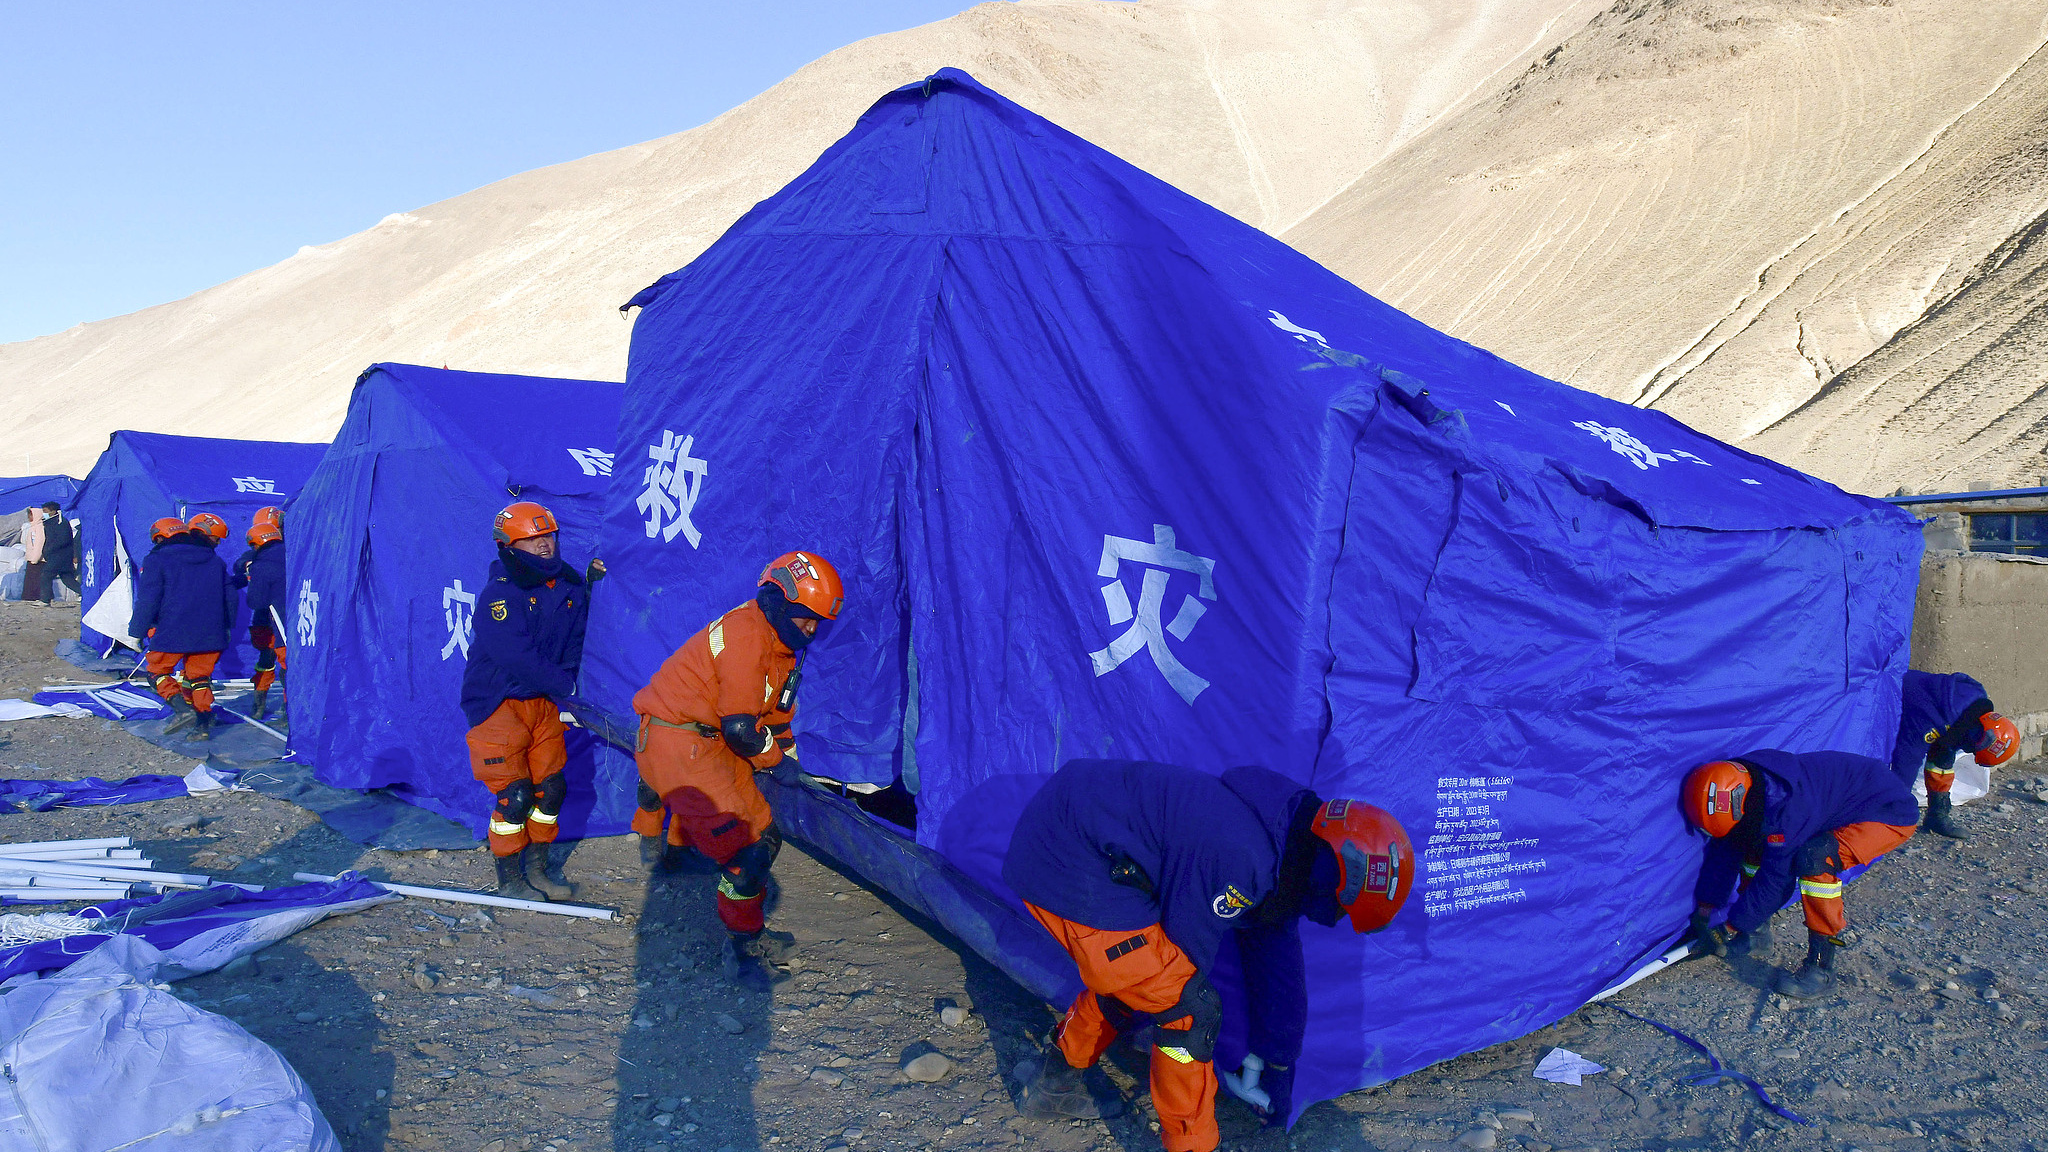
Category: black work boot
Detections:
[
  {"x1": 1778, "y1": 933, "x2": 1838, "y2": 999},
  {"x1": 522, "y1": 844, "x2": 575, "y2": 900},
  {"x1": 249, "y1": 688, "x2": 269, "y2": 721},
  {"x1": 494, "y1": 851, "x2": 548, "y2": 901},
  {"x1": 639, "y1": 834, "x2": 666, "y2": 868},
  {"x1": 184, "y1": 708, "x2": 216, "y2": 742},
  {"x1": 161, "y1": 694, "x2": 198, "y2": 735},
  {"x1": 1924, "y1": 793, "x2": 1966, "y2": 839},
  {"x1": 1019, "y1": 1047, "x2": 1124, "y2": 1119}
]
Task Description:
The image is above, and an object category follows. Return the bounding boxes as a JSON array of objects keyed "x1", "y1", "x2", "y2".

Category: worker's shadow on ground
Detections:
[
  {"x1": 608, "y1": 849, "x2": 774, "y2": 1151},
  {"x1": 162, "y1": 820, "x2": 394, "y2": 1151}
]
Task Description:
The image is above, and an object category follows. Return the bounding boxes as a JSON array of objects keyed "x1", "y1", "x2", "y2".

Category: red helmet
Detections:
[
  {"x1": 150, "y1": 516, "x2": 188, "y2": 543},
  {"x1": 247, "y1": 522, "x2": 283, "y2": 548},
  {"x1": 1310, "y1": 799, "x2": 1413, "y2": 934},
  {"x1": 1684, "y1": 760, "x2": 1752, "y2": 838},
  {"x1": 252, "y1": 506, "x2": 284, "y2": 530},
  {"x1": 759, "y1": 551, "x2": 844, "y2": 619},
  {"x1": 1975, "y1": 712, "x2": 2019, "y2": 766},
  {"x1": 188, "y1": 513, "x2": 229, "y2": 544},
  {"x1": 493, "y1": 501, "x2": 558, "y2": 546}
]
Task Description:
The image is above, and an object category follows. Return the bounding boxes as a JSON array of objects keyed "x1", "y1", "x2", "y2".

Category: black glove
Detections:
[
  {"x1": 1685, "y1": 911, "x2": 1726, "y2": 958},
  {"x1": 585, "y1": 558, "x2": 607, "y2": 584}
]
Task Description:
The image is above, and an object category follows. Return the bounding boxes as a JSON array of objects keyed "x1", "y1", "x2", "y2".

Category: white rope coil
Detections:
[{"x1": 0, "y1": 910, "x2": 102, "y2": 949}]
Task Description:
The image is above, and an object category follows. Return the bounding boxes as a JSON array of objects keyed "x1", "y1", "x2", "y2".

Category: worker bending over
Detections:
[
  {"x1": 1004, "y1": 759, "x2": 1413, "y2": 1152},
  {"x1": 131, "y1": 515, "x2": 237, "y2": 741},
  {"x1": 231, "y1": 508, "x2": 289, "y2": 720},
  {"x1": 1683, "y1": 751, "x2": 1917, "y2": 999},
  {"x1": 1892, "y1": 670, "x2": 2017, "y2": 839},
  {"x1": 633, "y1": 551, "x2": 843, "y2": 986},
  {"x1": 460, "y1": 501, "x2": 599, "y2": 902}
]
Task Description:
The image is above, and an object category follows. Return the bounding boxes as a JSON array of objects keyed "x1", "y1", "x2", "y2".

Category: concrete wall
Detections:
[{"x1": 1910, "y1": 549, "x2": 2048, "y2": 760}]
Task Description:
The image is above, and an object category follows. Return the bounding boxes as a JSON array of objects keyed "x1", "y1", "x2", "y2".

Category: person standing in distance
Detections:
[
  {"x1": 131, "y1": 514, "x2": 236, "y2": 741},
  {"x1": 460, "y1": 501, "x2": 601, "y2": 901},
  {"x1": 234, "y1": 510, "x2": 289, "y2": 720}
]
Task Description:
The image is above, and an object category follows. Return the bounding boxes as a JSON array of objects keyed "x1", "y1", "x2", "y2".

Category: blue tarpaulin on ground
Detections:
[
  {"x1": 579, "y1": 71, "x2": 1923, "y2": 1117},
  {"x1": 289, "y1": 364, "x2": 622, "y2": 838},
  {"x1": 0, "y1": 773, "x2": 190, "y2": 811},
  {"x1": 70, "y1": 431, "x2": 327, "y2": 674}
]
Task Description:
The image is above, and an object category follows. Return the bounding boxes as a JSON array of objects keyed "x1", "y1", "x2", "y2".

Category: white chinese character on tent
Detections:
[
  {"x1": 635, "y1": 430, "x2": 709, "y2": 547},
  {"x1": 296, "y1": 580, "x2": 320, "y2": 648},
  {"x1": 1088, "y1": 524, "x2": 1218, "y2": 705},
  {"x1": 1572, "y1": 420, "x2": 1679, "y2": 470},
  {"x1": 83, "y1": 550, "x2": 95, "y2": 588},
  {"x1": 232, "y1": 476, "x2": 279, "y2": 494},
  {"x1": 567, "y1": 448, "x2": 615, "y2": 477},
  {"x1": 441, "y1": 579, "x2": 478, "y2": 661}
]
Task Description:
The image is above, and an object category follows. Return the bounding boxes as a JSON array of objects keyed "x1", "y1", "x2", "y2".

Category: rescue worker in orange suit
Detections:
[
  {"x1": 130, "y1": 514, "x2": 236, "y2": 742},
  {"x1": 459, "y1": 501, "x2": 601, "y2": 902},
  {"x1": 632, "y1": 551, "x2": 844, "y2": 985},
  {"x1": 229, "y1": 508, "x2": 289, "y2": 720},
  {"x1": 1002, "y1": 759, "x2": 1414, "y2": 1152},
  {"x1": 1892, "y1": 670, "x2": 2018, "y2": 840},
  {"x1": 1681, "y1": 751, "x2": 1918, "y2": 999}
]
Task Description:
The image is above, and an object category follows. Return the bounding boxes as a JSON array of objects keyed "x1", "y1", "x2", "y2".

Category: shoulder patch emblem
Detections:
[
  {"x1": 708, "y1": 621, "x2": 725, "y2": 657},
  {"x1": 1924, "y1": 727, "x2": 1941, "y2": 745},
  {"x1": 490, "y1": 601, "x2": 507, "y2": 622},
  {"x1": 1211, "y1": 885, "x2": 1253, "y2": 919}
]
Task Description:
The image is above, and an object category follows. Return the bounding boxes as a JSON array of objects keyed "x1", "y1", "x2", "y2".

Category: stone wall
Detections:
[{"x1": 1910, "y1": 549, "x2": 2048, "y2": 760}]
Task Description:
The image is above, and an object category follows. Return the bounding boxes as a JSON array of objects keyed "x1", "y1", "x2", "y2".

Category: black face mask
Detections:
[
  {"x1": 1304, "y1": 842, "x2": 1344, "y2": 928},
  {"x1": 757, "y1": 583, "x2": 825, "y2": 651},
  {"x1": 499, "y1": 545, "x2": 570, "y2": 587}
]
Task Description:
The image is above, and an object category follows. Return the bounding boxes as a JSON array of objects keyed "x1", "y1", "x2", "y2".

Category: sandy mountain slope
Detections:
[
  {"x1": 0, "y1": 0, "x2": 1600, "y2": 479},
  {"x1": 1285, "y1": 0, "x2": 2048, "y2": 493}
]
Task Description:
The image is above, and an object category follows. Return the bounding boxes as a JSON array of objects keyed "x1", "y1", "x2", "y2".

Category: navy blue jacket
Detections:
[
  {"x1": 40, "y1": 515, "x2": 74, "y2": 570},
  {"x1": 459, "y1": 549, "x2": 589, "y2": 728},
  {"x1": 1695, "y1": 749, "x2": 1917, "y2": 932},
  {"x1": 1892, "y1": 671, "x2": 1992, "y2": 785},
  {"x1": 129, "y1": 535, "x2": 236, "y2": 654},
  {"x1": 241, "y1": 541, "x2": 288, "y2": 635}
]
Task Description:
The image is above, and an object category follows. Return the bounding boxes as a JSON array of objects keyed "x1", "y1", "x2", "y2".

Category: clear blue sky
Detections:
[{"x1": 0, "y1": 1, "x2": 999, "y2": 345}]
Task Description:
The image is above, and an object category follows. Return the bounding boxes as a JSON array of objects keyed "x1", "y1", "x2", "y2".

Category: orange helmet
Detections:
[
  {"x1": 1684, "y1": 760, "x2": 1752, "y2": 837},
  {"x1": 247, "y1": 522, "x2": 283, "y2": 548},
  {"x1": 150, "y1": 516, "x2": 188, "y2": 543},
  {"x1": 188, "y1": 512, "x2": 229, "y2": 544},
  {"x1": 1975, "y1": 712, "x2": 2019, "y2": 766},
  {"x1": 759, "y1": 551, "x2": 844, "y2": 619},
  {"x1": 493, "y1": 500, "x2": 558, "y2": 546},
  {"x1": 1310, "y1": 799, "x2": 1413, "y2": 934},
  {"x1": 252, "y1": 506, "x2": 284, "y2": 530}
]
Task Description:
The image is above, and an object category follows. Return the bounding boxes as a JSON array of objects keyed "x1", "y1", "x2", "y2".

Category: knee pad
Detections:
[
  {"x1": 534, "y1": 773, "x2": 567, "y2": 816},
  {"x1": 720, "y1": 714, "x2": 771, "y2": 758},
  {"x1": 1794, "y1": 832, "x2": 1844, "y2": 878},
  {"x1": 636, "y1": 780, "x2": 662, "y2": 813},
  {"x1": 1095, "y1": 994, "x2": 1144, "y2": 1034},
  {"x1": 1151, "y1": 972, "x2": 1221, "y2": 1064},
  {"x1": 720, "y1": 823, "x2": 783, "y2": 899},
  {"x1": 493, "y1": 779, "x2": 537, "y2": 825}
]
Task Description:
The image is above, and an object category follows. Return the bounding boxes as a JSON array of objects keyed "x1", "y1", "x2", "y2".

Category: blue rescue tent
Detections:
[
  {"x1": 290, "y1": 364, "x2": 623, "y2": 836},
  {"x1": 581, "y1": 71, "x2": 1923, "y2": 1116},
  {"x1": 72, "y1": 432, "x2": 326, "y2": 674},
  {"x1": 0, "y1": 475, "x2": 80, "y2": 511}
]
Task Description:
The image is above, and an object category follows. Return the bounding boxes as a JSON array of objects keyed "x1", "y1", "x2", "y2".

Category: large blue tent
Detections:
[
  {"x1": 580, "y1": 71, "x2": 1922, "y2": 1116},
  {"x1": 0, "y1": 475, "x2": 81, "y2": 512},
  {"x1": 289, "y1": 363, "x2": 623, "y2": 836},
  {"x1": 71, "y1": 432, "x2": 327, "y2": 674}
]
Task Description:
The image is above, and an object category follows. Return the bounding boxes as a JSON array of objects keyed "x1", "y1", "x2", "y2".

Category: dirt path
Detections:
[{"x1": 0, "y1": 600, "x2": 2042, "y2": 1152}]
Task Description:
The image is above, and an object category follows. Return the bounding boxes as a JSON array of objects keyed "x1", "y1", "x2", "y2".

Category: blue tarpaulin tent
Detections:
[
  {"x1": 0, "y1": 475, "x2": 80, "y2": 512},
  {"x1": 579, "y1": 70, "x2": 1923, "y2": 1116},
  {"x1": 289, "y1": 363, "x2": 623, "y2": 836},
  {"x1": 71, "y1": 431, "x2": 327, "y2": 674}
]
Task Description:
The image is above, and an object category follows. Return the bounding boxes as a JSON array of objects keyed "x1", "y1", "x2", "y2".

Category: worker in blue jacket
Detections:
[
  {"x1": 1682, "y1": 750, "x2": 1918, "y2": 999},
  {"x1": 129, "y1": 514, "x2": 237, "y2": 741},
  {"x1": 1003, "y1": 760, "x2": 1413, "y2": 1152},
  {"x1": 234, "y1": 515, "x2": 289, "y2": 721},
  {"x1": 460, "y1": 501, "x2": 602, "y2": 902},
  {"x1": 1892, "y1": 670, "x2": 2019, "y2": 839}
]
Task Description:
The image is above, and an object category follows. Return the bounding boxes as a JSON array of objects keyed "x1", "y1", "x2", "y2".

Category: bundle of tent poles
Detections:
[{"x1": 0, "y1": 837, "x2": 225, "y2": 901}]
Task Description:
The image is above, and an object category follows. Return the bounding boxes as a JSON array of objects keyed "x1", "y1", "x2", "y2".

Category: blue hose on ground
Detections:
[{"x1": 1602, "y1": 1003, "x2": 1810, "y2": 1126}]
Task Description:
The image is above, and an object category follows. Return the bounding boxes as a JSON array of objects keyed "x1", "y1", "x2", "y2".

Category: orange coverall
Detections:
[{"x1": 632, "y1": 601, "x2": 795, "y2": 934}]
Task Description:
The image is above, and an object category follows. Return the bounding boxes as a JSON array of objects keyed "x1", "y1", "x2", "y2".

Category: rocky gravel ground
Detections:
[{"x1": 0, "y1": 599, "x2": 2043, "y2": 1152}]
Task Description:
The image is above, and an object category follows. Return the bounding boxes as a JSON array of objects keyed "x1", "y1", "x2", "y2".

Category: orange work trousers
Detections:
[
  {"x1": 248, "y1": 625, "x2": 288, "y2": 692},
  {"x1": 1026, "y1": 902, "x2": 1218, "y2": 1152},
  {"x1": 1923, "y1": 759, "x2": 1955, "y2": 795},
  {"x1": 146, "y1": 650, "x2": 220, "y2": 712},
  {"x1": 1796, "y1": 821, "x2": 1916, "y2": 937},
  {"x1": 466, "y1": 697, "x2": 566, "y2": 857},
  {"x1": 635, "y1": 716, "x2": 775, "y2": 933}
]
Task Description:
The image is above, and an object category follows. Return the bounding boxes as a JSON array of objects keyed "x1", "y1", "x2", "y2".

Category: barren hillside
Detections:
[
  {"x1": 0, "y1": 0, "x2": 1597, "y2": 477},
  {"x1": 1284, "y1": 0, "x2": 2048, "y2": 493}
]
